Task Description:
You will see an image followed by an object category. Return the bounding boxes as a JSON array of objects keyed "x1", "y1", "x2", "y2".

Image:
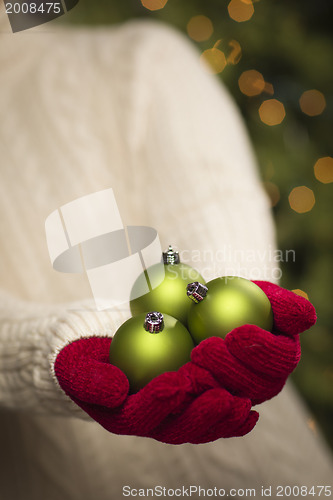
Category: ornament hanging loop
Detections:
[
  {"x1": 163, "y1": 245, "x2": 180, "y2": 265},
  {"x1": 187, "y1": 282, "x2": 208, "y2": 303},
  {"x1": 144, "y1": 312, "x2": 165, "y2": 333}
]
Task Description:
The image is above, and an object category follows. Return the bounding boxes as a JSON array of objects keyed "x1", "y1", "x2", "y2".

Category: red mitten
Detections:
[
  {"x1": 54, "y1": 336, "x2": 258, "y2": 444},
  {"x1": 191, "y1": 281, "x2": 317, "y2": 405},
  {"x1": 54, "y1": 281, "x2": 316, "y2": 443}
]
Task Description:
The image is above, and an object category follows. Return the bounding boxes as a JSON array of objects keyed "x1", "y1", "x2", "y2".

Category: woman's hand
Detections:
[
  {"x1": 191, "y1": 281, "x2": 316, "y2": 405},
  {"x1": 54, "y1": 282, "x2": 316, "y2": 444},
  {"x1": 54, "y1": 336, "x2": 258, "y2": 444}
]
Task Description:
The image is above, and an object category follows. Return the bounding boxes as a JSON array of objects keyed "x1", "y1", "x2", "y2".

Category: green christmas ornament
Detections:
[
  {"x1": 186, "y1": 276, "x2": 274, "y2": 344},
  {"x1": 130, "y1": 246, "x2": 205, "y2": 326},
  {"x1": 109, "y1": 311, "x2": 195, "y2": 393}
]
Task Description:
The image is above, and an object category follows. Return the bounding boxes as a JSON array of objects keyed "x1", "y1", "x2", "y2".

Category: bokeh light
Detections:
[
  {"x1": 227, "y1": 40, "x2": 242, "y2": 64},
  {"x1": 200, "y1": 47, "x2": 227, "y2": 74},
  {"x1": 187, "y1": 15, "x2": 213, "y2": 42},
  {"x1": 141, "y1": 0, "x2": 168, "y2": 11},
  {"x1": 299, "y1": 89, "x2": 326, "y2": 117},
  {"x1": 238, "y1": 69, "x2": 265, "y2": 96},
  {"x1": 314, "y1": 156, "x2": 333, "y2": 184},
  {"x1": 292, "y1": 289, "x2": 310, "y2": 301},
  {"x1": 228, "y1": 0, "x2": 254, "y2": 22},
  {"x1": 264, "y1": 82, "x2": 274, "y2": 95},
  {"x1": 288, "y1": 186, "x2": 315, "y2": 213},
  {"x1": 262, "y1": 181, "x2": 280, "y2": 207},
  {"x1": 259, "y1": 99, "x2": 286, "y2": 126}
]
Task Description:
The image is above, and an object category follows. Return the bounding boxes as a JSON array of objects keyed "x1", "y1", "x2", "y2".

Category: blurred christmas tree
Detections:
[{"x1": 63, "y1": 0, "x2": 333, "y2": 449}]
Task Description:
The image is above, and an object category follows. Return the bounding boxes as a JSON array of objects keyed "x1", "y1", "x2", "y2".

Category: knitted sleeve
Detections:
[
  {"x1": 0, "y1": 20, "x2": 276, "y2": 417},
  {"x1": 0, "y1": 289, "x2": 130, "y2": 416}
]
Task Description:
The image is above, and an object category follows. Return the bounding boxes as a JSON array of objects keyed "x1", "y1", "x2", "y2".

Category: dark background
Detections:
[{"x1": 59, "y1": 0, "x2": 333, "y2": 450}]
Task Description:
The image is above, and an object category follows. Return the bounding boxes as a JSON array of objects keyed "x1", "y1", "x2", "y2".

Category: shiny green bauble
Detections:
[
  {"x1": 109, "y1": 312, "x2": 195, "y2": 393},
  {"x1": 130, "y1": 263, "x2": 205, "y2": 326},
  {"x1": 187, "y1": 276, "x2": 273, "y2": 344}
]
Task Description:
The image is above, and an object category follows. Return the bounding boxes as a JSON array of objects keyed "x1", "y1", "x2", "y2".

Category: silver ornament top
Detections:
[
  {"x1": 186, "y1": 282, "x2": 208, "y2": 303},
  {"x1": 163, "y1": 245, "x2": 180, "y2": 265},
  {"x1": 144, "y1": 312, "x2": 164, "y2": 333}
]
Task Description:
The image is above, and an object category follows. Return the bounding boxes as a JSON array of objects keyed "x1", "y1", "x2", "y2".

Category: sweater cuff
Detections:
[
  {"x1": 48, "y1": 305, "x2": 131, "y2": 387},
  {"x1": 0, "y1": 299, "x2": 131, "y2": 418}
]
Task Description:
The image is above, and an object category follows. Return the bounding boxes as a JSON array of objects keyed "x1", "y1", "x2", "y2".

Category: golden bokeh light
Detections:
[
  {"x1": 187, "y1": 15, "x2": 213, "y2": 42},
  {"x1": 314, "y1": 156, "x2": 333, "y2": 184},
  {"x1": 227, "y1": 40, "x2": 242, "y2": 64},
  {"x1": 200, "y1": 47, "x2": 227, "y2": 74},
  {"x1": 299, "y1": 89, "x2": 326, "y2": 116},
  {"x1": 228, "y1": 0, "x2": 254, "y2": 22},
  {"x1": 238, "y1": 70, "x2": 265, "y2": 96},
  {"x1": 141, "y1": 0, "x2": 168, "y2": 11},
  {"x1": 264, "y1": 82, "x2": 274, "y2": 95},
  {"x1": 263, "y1": 181, "x2": 280, "y2": 207},
  {"x1": 292, "y1": 289, "x2": 309, "y2": 301},
  {"x1": 289, "y1": 186, "x2": 315, "y2": 213},
  {"x1": 259, "y1": 99, "x2": 286, "y2": 126}
]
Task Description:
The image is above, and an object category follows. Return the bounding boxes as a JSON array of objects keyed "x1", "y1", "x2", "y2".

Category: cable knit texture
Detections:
[
  {"x1": 1, "y1": 11, "x2": 332, "y2": 499},
  {"x1": 0, "y1": 18, "x2": 278, "y2": 417},
  {"x1": 0, "y1": 290, "x2": 131, "y2": 416}
]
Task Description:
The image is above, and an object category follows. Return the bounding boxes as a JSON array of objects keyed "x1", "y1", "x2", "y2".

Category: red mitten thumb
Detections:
[
  {"x1": 192, "y1": 282, "x2": 317, "y2": 405},
  {"x1": 253, "y1": 280, "x2": 317, "y2": 335},
  {"x1": 54, "y1": 336, "x2": 129, "y2": 408}
]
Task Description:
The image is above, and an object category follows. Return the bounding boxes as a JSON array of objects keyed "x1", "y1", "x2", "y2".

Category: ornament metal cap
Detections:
[
  {"x1": 144, "y1": 312, "x2": 164, "y2": 333},
  {"x1": 187, "y1": 282, "x2": 208, "y2": 303},
  {"x1": 163, "y1": 245, "x2": 180, "y2": 265}
]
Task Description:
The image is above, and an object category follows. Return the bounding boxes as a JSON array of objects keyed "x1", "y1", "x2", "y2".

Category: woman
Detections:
[{"x1": 0, "y1": 11, "x2": 332, "y2": 499}]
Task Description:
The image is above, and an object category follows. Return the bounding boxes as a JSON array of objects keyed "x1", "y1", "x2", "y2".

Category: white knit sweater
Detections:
[
  {"x1": 0, "y1": 11, "x2": 332, "y2": 500},
  {"x1": 0, "y1": 15, "x2": 276, "y2": 416}
]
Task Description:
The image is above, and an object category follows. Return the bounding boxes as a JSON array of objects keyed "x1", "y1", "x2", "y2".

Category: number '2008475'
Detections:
[
  {"x1": 5, "y1": 3, "x2": 61, "y2": 14},
  {"x1": 276, "y1": 485, "x2": 331, "y2": 496}
]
